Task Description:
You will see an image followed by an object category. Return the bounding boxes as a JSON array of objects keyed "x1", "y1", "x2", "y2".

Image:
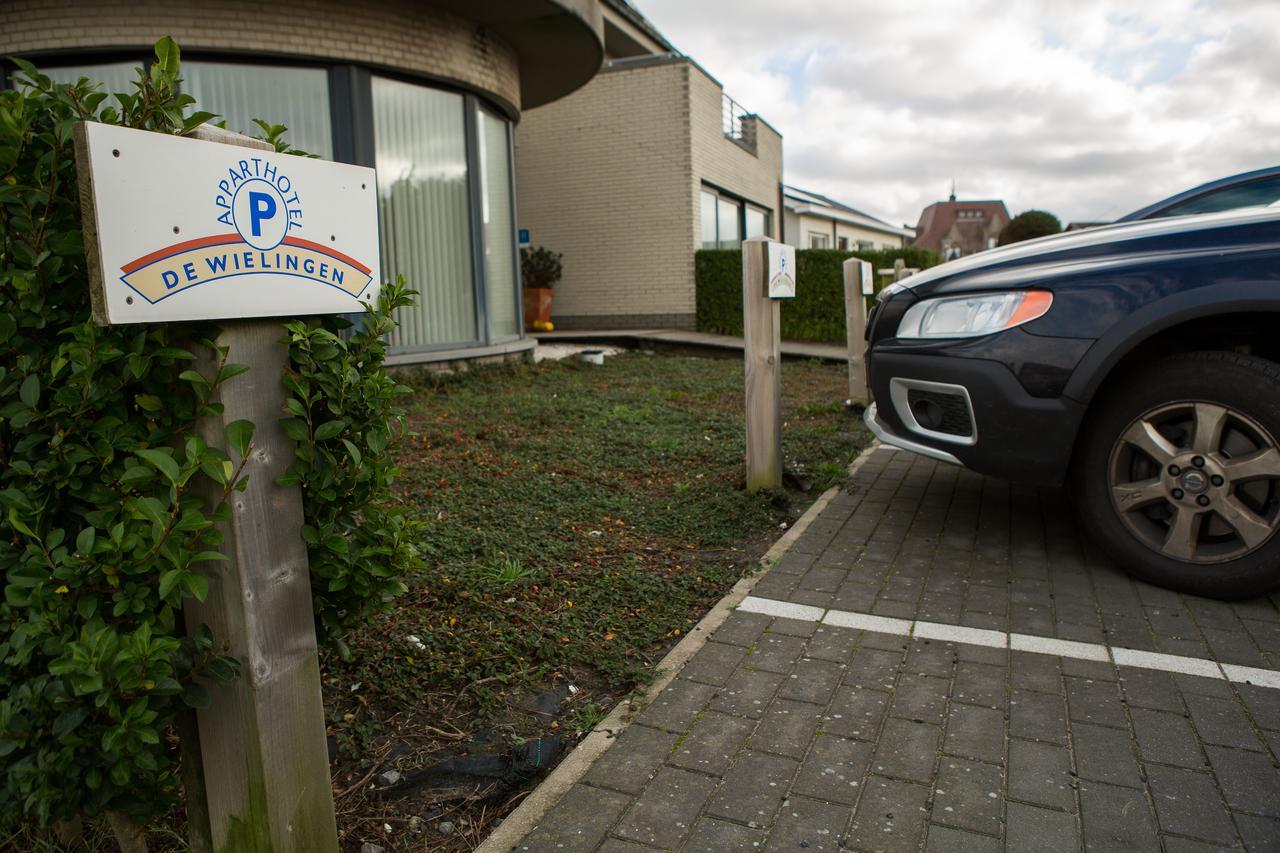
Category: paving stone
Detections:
[
  {"x1": 1184, "y1": 693, "x2": 1266, "y2": 752},
  {"x1": 924, "y1": 823, "x2": 1001, "y2": 853},
  {"x1": 746, "y1": 632, "x2": 810, "y2": 673},
  {"x1": 1201, "y1": 627, "x2": 1269, "y2": 668},
  {"x1": 804, "y1": 625, "x2": 859, "y2": 663},
  {"x1": 1237, "y1": 682, "x2": 1280, "y2": 732},
  {"x1": 1073, "y1": 722, "x2": 1144, "y2": 788},
  {"x1": 596, "y1": 839, "x2": 653, "y2": 853},
  {"x1": 1173, "y1": 672, "x2": 1235, "y2": 699},
  {"x1": 749, "y1": 698, "x2": 823, "y2": 759},
  {"x1": 1060, "y1": 656, "x2": 1118, "y2": 681},
  {"x1": 943, "y1": 703, "x2": 1005, "y2": 763},
  {"x1": 1008, "y1": 738, "x2": 1075, "y2": 811},
  {"x1": 770, "y1": 616, "x2": 820, "y2": 638},
  {"x1": 1005, "y1": 801, "x2": 1081, "y2": 852},
  {"x1": 905, "y1": 640, "x2": 958, "y2": 678},
  {"x1": 518, "y1": 784, "x2": 633, "y2": 851},
  {"x1": 800, "y1": 566, "x2": 848, "y2": 593},
  {"x1": 872, "y1": 718, "x2": 941, "y2": 783},
  {"x1": 1117, "y1": 669, "x2": 1184, "y2": 713},
  {"x1": 770, "y1": 550, "x2": 818, "y2": 575},
  {"x1": 1234, "y1": 813, "x2": 1280, "y2": 852},
  {"x1": 873, "y1": 597, "x2": 920, "y2": 620},
  {"x1": 932, "y1": 757, "x2": 1003, "y2": 835},
  {"x1": 823, "y1": 686, "x2": 889, "y2": 741},
  {"x1": 791, "y1": 734, "x2": 873, "y2": 804},
  {"x1": 1010, "y1": 690, "x2": 1069, "y2": 744},
  {"x1": 752, "y1": 571, "x2": 799, "y2": 599},
  {"x1": 1128, "y1": 707, "x2": 1204, "y2": 769},
  {"x1": 1158, "y1": 838, "x2": 1238, "y2": 853},
  {"x1": 788, "y1": 587, "x2": 835, "y2": 608},
  {"x1": 706, "y1": 749, "x2": 798, "y2": 826},
  {"x1": 636, "y1": 678, "x2": 717, "y2": 733},
  {"x1": 1065, "y1": 676, "x2": 1128, "y2": 729},
  {"x1": 613, "y1": 766, "x2": 717, "y2": 849},
  {"x1": 667, "y1": 711, "x2": 756, "y2": 775},
  {"x1": 681, "y1": 817, "x2": 764, "y2": 852},
  {"x1": 1009, "y1": 650, "x2": 1062, "y2": 694},
  {"x1": 712, "y1": 610, "x2": 772, "y2": 647},
  {"x1": 582, "y1": 724, "x2": 678, "y2": 795},
  {"x1": 1078, "y1": 780, "x2": 1160, "y2": 853},
  {"x1": 710, "y1": 668, "x2": 785, "y2": 720},
  {"x1": 858, "y1": 630, "x2": 910, "y2": 653},
  {"x1": 680, "y1": 642, "x2": 747, "y2": 687},
  {"x1": 890, "y1": 672, "x2": 950, "y2": 725},
  {"x1": 848, "y1": 776, "x2": 931, "y2": 853},
  {"x1": 1205, "y1": 744, "x2": 1280, "y2": 817},
  {"x1": 763, "y1": 795, "x2": 852, "y2": 851},
  {"x1": 831, "y1": 580, "x2": 879, "y2": 611},
  {"x1": 1145, "y1": 764, "x2": 1238, "y2": 844},
  {"x1": 952, "y1": 660, "x2": 1007, "y2": 709},
  {"x1": 779, "y1": 657, "x2": 845, "y2": 706}
]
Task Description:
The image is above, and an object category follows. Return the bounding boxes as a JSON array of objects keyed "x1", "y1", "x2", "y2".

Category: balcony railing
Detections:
[{"x1": 722, "y1": 93, "x2": 757, "y2": 153}]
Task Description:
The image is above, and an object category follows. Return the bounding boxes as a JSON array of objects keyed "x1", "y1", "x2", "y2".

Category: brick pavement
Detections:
[{"x1": 512, "y1": 448, "x2": 1280, "y2": 852}]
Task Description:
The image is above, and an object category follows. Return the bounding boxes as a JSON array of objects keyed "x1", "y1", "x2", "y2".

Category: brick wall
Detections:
[
  {"x1": 515, "y1": 56, "x2": 785, "y2": 329},
  {"x1": 514, "y1": 59, "x2": 696, "y2": 327},
  {"x1": 0, "y1": 0, "x2": 521, "y2": 114}
]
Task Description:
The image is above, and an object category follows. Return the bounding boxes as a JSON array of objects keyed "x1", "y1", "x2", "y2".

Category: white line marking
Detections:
[
  {"x1": 822, "y1": 609, "x2": 913, "y2": 635},
  {"x1": 1095, "y1": 647, "x2": 1223, "y2": 678},
  {"x1": 736, "y1": 596, "x2": 1280, "y2": 691},
  {"x1": 1220, "y1": 664, "x2": 1280, "y2": 690},
  {"x1": 738, "y1": 596, "x2": 826, "y2": 622},
  {"x1": 914, "y1": 621, "x2": 1007, "y2": 648},
  {"x1": 1010, "y1": 633, "x2": 1111, "y2": 662}
]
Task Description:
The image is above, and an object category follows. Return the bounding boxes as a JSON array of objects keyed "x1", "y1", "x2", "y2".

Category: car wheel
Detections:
[{"x1": 1074, "y1": 351, "x2": 1280, "y2": 599}]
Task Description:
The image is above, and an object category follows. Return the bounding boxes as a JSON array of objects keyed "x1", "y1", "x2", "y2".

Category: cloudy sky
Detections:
[{"x1": 633, "y1": 0, "x2": 1279, "y2": 229}]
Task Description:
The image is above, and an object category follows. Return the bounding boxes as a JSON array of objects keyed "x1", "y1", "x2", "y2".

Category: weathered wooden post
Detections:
[
  {"x1": 743, "y1": 236, "x2": 795, "y2": 493},
  {"x1": 842, "y1": 257, "x2": 873, "y2": 404},
  {"x1": 75, "y1": 121, "x2": 380, "y2": 851}
]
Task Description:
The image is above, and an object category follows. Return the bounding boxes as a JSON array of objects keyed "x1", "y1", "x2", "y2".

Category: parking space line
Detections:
[{"x1": 736, "y1": 595, "x2": 1280, "y2": 690}]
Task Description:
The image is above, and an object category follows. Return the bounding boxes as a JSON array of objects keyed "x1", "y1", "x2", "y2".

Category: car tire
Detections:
[{"x1": 1073, "y1": 351, "x2": 1280, "y2": 599}]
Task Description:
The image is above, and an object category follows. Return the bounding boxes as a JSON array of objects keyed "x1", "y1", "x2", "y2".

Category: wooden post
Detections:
[
  {"x1": 743, "y1": 236, "x2": 782, "y2": 492},
  {"x1": 180, "y1": 128, "x2": 339, "y2": 852},
  {"x1": 843, "y1": 258, "x2": 873, "y2": 404}
]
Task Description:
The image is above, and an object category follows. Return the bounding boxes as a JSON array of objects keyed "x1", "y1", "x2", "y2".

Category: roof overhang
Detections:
[
  {"x1": 785, "y1": 200, "x2": 915, "y2": 239},
  {"x1": 433, "y1": 0, "x2": 604, "y2": 110}
]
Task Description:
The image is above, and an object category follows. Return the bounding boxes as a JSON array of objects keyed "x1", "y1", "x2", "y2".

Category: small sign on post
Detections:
[
  {"x1": 743, "y1": 236, "x2": 794, "y2": 493},
  {"x1": 73, "y1": 121, "x2": 377, "y2": 852}
]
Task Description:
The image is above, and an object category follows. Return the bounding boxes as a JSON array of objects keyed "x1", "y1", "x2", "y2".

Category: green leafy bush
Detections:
[
  {"x1": 0, "y1": 39, "x2": 418, "y2": 837},
  {"x1": 695, "y1": 246, "x2": 942, "y2": 342},
  {"x1": 998, "y1": 209, "x2": 1062, "y2": 245},
  {"x1": 520, "y1": 245, "x2": 562, "y2": 289}
]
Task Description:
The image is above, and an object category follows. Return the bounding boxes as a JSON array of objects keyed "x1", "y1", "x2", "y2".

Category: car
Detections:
[
  {"x1": 863, "y1": 191, "x2": 1280, "y2": 599},
  {"x1": 1119, "y1": 164, "x2": 1280, "y2": 222}
]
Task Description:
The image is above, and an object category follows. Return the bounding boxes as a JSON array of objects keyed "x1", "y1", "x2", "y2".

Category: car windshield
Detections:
[{"x1": 1143, "y1": 174, "x2": 1280, "y2": 219}]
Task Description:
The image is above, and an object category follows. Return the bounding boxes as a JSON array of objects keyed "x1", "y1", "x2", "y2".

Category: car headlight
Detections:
[{"x1": 897, "y1": 290, "x2": 1053, "y2": 339}]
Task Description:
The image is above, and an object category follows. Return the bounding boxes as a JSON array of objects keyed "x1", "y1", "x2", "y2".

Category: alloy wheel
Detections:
[{"x1": 1108, "y1": 401, "x2": 1280, "y2": 563}]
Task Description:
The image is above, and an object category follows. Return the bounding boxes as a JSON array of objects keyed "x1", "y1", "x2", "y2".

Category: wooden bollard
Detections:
[
  {"x1": 842, "y1": 257, "x2": 873, "y2": 404},
  {"x1": 743, "y1": 236, "x2": 795, "y2": 493}
]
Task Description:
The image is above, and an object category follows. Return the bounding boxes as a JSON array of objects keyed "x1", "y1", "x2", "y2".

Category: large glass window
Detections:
[
  {"x1": 702, "y1": 186, "x2": 769, "y2": 250},
  {"x1": 372, "y1": 76, "x2": 476, "y2": 350},
  {"x1": 183, "y1": 61, "x2": 333, "y2": 159},
  {"x1": 717, "y1": 197, "x2": 742, "y2": 251},
  {"x1": 745, "y1": 205, "x2": 767, "y2": 240},
  {"x1": 38, "y1": 62, "x2": 139, "y2": 94},
  {"x1": 700, "y1": 191, "x2": 718, "y2": 250},
  {"x1": 478, "y1": 106, "x2": 518, "y2": 342}
]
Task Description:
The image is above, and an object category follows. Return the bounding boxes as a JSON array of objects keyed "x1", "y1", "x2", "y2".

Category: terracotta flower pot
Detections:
[{"x1": 523, "y1": 287, "x2": 553, "y2": 330}]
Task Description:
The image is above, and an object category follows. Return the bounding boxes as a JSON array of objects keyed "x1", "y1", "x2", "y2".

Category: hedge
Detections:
[{"x1": 695, "y1": 246, "x2": 943, "y2": 343}]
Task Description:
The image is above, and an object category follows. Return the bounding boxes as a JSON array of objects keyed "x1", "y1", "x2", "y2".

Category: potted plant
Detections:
[{"x1": 521, "y1": 245, "x2": 562, "y2": 332}]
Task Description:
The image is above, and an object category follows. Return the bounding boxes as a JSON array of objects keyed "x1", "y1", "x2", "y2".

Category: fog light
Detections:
[{"x1": 911, "y1": 397, "x2": 944, "y2": 430}]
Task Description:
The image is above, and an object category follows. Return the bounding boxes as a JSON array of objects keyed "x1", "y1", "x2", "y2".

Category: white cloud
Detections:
[{"x1": 632, "y1": 0, "x2": 1280, "y2": 227}]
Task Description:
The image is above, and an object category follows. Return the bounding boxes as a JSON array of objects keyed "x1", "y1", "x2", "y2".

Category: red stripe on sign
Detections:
[
  {"x1": 283, "y1": 236, "x2": 372, "y2": 275},
  {"x1": 120, "y1": 234, "x2": 242, "y2": 273}
]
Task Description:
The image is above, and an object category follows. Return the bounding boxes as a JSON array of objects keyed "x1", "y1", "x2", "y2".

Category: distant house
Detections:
[
  {"x1": 783, "y1": 186, "x2": 914, "y2": 251},
  {"x1": 912, "y1": 191, "x2": 1011, "y2": 259}
]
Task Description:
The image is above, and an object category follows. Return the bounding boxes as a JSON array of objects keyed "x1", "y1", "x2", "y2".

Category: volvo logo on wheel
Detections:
[{"x1": 1179, "y1": 469, "x2": 1209, "y2": 494}]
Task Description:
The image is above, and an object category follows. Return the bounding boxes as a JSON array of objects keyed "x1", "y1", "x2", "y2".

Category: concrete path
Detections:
[
  {"x1": 503, "y1": 448, "x2": 1280, "y2": 852},
  {"x1": 531, "y1": 329, "x2": 848, "y2": 363}
]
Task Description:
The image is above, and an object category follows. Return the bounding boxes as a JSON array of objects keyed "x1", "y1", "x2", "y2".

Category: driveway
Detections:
[{"x1": 506, "y1": 447, "x2": 1280, "y2": 852}]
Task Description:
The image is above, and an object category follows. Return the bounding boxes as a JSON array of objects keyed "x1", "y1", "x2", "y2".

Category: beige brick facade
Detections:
[
  {"x1": 515, "y1": 56, "x2": 783, "y2": 330},
  {"x1": 0, "y1": 0, "x2": 522, "y2": 114}
]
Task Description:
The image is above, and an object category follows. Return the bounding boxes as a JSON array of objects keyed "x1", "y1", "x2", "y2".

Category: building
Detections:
[
  {"x1": 912, "y1": 191, "x2": 1011, "y2": 260},
  {"x1": 0, "y1": 0, "x2": 604, "y2": 366},
  {"x1": 514, "y1": 0, "x2": 784, "y2": 330},
  {"x1": 783, "y1": 185, "x2": 914, "y2": 251}
]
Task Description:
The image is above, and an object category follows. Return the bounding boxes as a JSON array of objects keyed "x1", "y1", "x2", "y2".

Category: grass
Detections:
[{"x1": 320, "y1": 350, "x2": 870, "y2": 850}]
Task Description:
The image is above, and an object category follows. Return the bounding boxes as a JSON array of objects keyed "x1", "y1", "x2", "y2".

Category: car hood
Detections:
[{"x1": 895, "y1": 205, "x2": 1280, "y2": 293}]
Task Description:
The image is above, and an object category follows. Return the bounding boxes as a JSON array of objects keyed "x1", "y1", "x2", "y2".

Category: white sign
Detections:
[
  {"x1": 77, "y1": 122, "x2": 380, "y2": 324},
  {"x1": 767, "y1": 241, "x2": 796, "y2": 298}
]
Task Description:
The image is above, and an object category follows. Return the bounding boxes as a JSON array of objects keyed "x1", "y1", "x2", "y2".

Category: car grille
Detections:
[{"x1": 906, "y1": 388, "x2": 974, "y2": 438}]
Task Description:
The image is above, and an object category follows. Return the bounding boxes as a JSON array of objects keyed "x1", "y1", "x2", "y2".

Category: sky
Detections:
[{"x1": 632, "y1": 0, "x2": 1280, "y2": 229}]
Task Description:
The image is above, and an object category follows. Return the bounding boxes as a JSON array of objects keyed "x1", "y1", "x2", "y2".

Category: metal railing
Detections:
[{"x1": 722, "y1": 93, "x2": 757, "y2": 153}]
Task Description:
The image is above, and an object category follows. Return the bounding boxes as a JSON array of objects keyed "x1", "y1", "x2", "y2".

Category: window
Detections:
[
  {"x1": 745, "y1": 205, "x2": 768, "y2": 240},
  {"x1": 701, "y1": 186, "x2": 770, "y2": 250},
  {"x1": 809, "y1": 233, "x2": 829, "y2": 249},
  {"x1": 857, "y1": 240, "x2": 874, "y2": 251},
  {"x1": 717, "y1": 196, "x2": 742, "y2": 250},
  {"x1": 836, "y1": 236, "x2": 849, "y2": 251},
  {"x1": 38, "y1": 62, "x2": 139, "y2": 94},
  {"x1": 700, "y1": 191, "x2": 718, "y2": 250},
  {"x1": 372, "y1": 77, "x2": 476, "y2": 350},
  {"x1": 478, "y1": 106, "x2": 518, "y2": 342},
  {"x1": 183, "y1": 61, "x2": 334, "y2": 159}
]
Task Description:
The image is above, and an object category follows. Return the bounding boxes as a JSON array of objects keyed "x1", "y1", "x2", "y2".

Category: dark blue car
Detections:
[{"x1": 864, "y1": 170, "x2": 1280, "y2": 598}]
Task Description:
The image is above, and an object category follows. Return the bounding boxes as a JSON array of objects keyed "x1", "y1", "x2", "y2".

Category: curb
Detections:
[{"x1": 475, "y1": 442, "x2": 882, "y2": 852}]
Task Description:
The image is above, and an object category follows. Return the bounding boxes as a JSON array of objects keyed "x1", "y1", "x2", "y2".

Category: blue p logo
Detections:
[{"x1": 248, "y1": 191, "x2": 277, "y2": 237}]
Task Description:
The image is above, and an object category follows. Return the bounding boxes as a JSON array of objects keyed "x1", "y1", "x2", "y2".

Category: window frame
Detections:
[{"x1": 700, "y1": 183, "x2": 771, "y2": 250}]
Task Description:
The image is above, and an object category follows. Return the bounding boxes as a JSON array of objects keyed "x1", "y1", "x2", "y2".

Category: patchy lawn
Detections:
[{"x1": 323, "y1": 350, "x2": 870, "y2": 851}]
